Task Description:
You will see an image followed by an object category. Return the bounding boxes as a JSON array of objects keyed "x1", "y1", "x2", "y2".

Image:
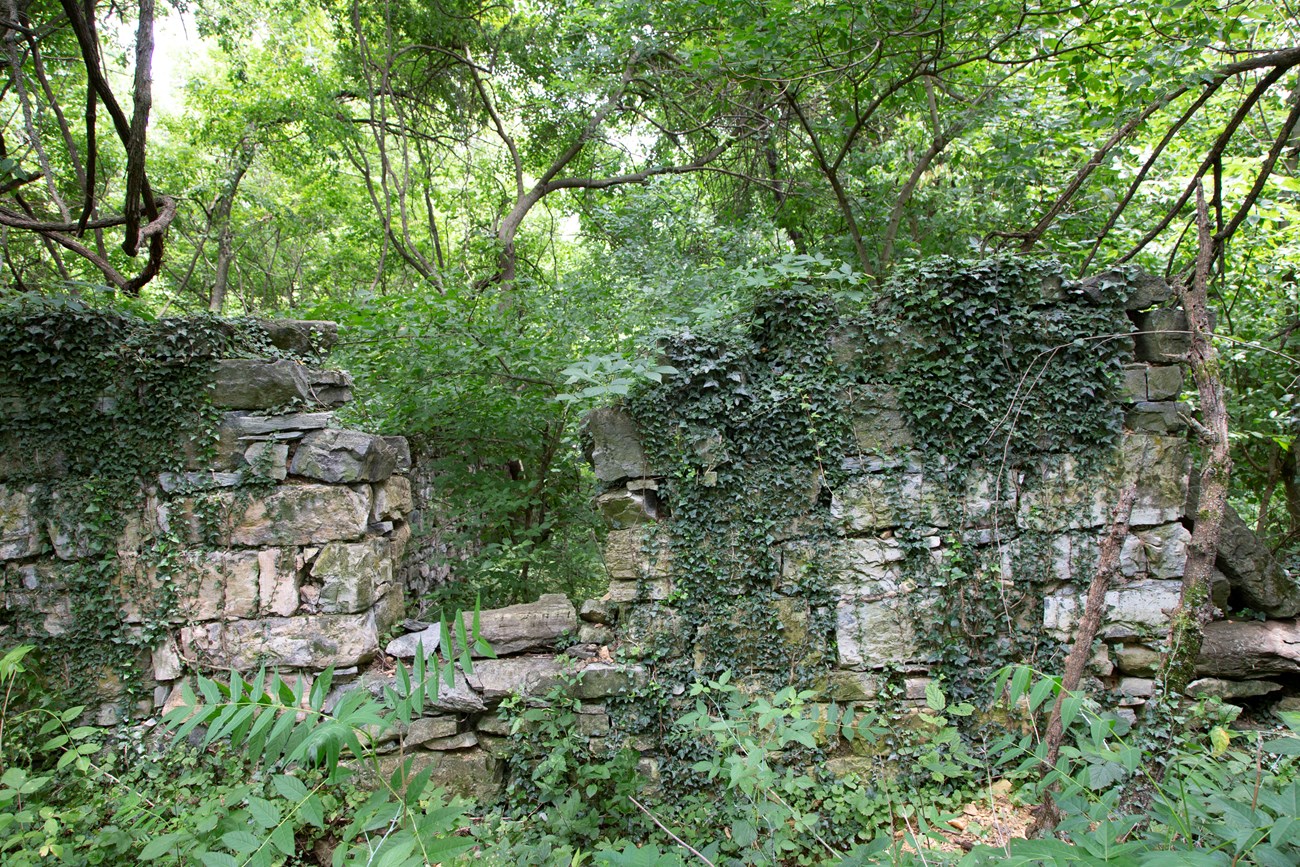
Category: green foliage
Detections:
[{"x1": 868, "y1": 256, "x2": 1129, "y2": 461}]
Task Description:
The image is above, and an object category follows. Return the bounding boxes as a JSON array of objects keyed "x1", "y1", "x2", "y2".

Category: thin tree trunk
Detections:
[
  {"x1": 208, "y1": 140, "x2": 256, "y2": 313},
  {"x1": 1160, "y1": 183, "x2": 1233, "y2": 695},
  {"x1": 1032, "y1": 471, "x2": 1140, "y2": 836}
]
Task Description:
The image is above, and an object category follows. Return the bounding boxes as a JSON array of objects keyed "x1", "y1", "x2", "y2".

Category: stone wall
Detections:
[
  {"x1": 585, "y1": 270, "x2": 1300, "y2": 724},
  {"x1": 0, "y1": 321, "x2": 415, "y2": 723}
]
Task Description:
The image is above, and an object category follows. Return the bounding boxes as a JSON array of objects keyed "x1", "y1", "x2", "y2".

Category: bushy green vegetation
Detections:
[{"x1": 3, "y1": 642, "x2": 1299, "y2": 865}]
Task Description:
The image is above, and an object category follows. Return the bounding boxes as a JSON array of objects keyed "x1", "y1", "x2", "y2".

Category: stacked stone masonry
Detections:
[
  {"x1": 0, "y1": 318, "x2": 648, "y2": 799},
  {"x1": 0, "y1": 322, "x2": 414, "y2": 724},
  {"x1": 587, "y1": 271, "x2": 1300, "y2": 730}
]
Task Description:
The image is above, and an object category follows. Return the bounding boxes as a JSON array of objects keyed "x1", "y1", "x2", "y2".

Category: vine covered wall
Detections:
[
  {"x1": 0, "y1": 300, "x2": 412, "y2": 724},
  {"x1": 585, "y1": 256, "x2": 1299, "y2": 773}
]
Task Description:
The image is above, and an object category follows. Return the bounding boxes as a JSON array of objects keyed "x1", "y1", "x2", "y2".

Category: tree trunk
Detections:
[
  {"x1": 208, "y1": 139, "x2": 257, "y2": 313},
  {"x1": 1160, "y1": 184, "x2": 1233, "y2": 695}
]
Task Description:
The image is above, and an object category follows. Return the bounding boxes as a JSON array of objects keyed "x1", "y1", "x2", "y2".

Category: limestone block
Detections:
[
  {"x1": 290, "y1": 429, "x2": 397, "y2": 484},
  {"x1": 585, "y1": 407, "x2": 652, "y2": 484},
  {"x1": 1043, "y1": 579, "x2": 1183, "y2": 638},
  {"x1": 1021, "y1": 438, "x2": 1189, "y2": 532},
  {"x1": 823, "y1": 670, "x2": 883, "y2": 701},
  {"x1": 466, "y1": 656, "x2": 566, "y2": 702},
  {"x1": 389, "y1": 522, "x2": 412, "y2": 562},
  {"x1": 307, "y1": 368, "x2": 353, "y2": 407},
  {"x1": 382, "y1": 437, "x2": 412, "y2": 472},
  {"x1": 178, "y1": 550, "x2": 261, "y2": 621},
  {"x1": 1133, "y1": 308, "x2": 1190, "y2": 362},
  {"x1": 835, "y1": 595, "x2": 923, "y2": 668},
  {"x1": 1126, "y1": 436, "x2": 1191, "y2": 526},
  {"x1": 404, "y1": 715, "x2": 459, "y2": 745},
  {"x1": 831, "y1": 471, "x2": 938, "y2": 532},
  {"x1": 204, "y1": 485, "x2": 370, "y2": 547},
  {"x1": 244, "y1": 442, "x2": 289, "y2": 481},
  {"x1": 224, "y1": 411, "x2": 334, "y2": 437},
  {"x1": 1114, "y1": 644, "x2": 1161, "y2": 676},
  {"x1": 258, "y1": 548, "x2": 299, "y2": 617},
  {"x1": 1186, "y1": 677, "x2": 1282, "y2": 701},
  {"x1": 371, "y1": 476, "x2": 413, "y2": 522},
  {"x1": 5, "y1": 562, "x2": 72, "y2": 634},
  {"x1": 572, "y1": 662, "x2": 645, "y2": 699},
  {"x1": 152, "y1": 638, "x2": 182, "y2": 681},
  {"x1": 1135, "y1": 523, "x2": 1190, "y2": 581},
  {"x1": 832, "y1": 537, "x2": 908, "y2": 598},
  {"x1": 0, "y1": 485, "x2": 41, "y2": 561},
  {"x1": 596, "y1": 488, "x2": 659, "y2": 528},
  {"x1": 1120, "y1": 365, "x2": 1184, "y2": 402},
  {"x1": 257, "y1": 319, "x2": 339, "y2": 355},
  {"x1": 621, "y1": 603, "x2": 691, "y2": 659},
  {"x1": 579, "y1": 598, "x2": 616, "y2": 624},
  {"x1": 607, "y1": 579, "x2": 671, "y2": 603},
  {"x1": 179, "y1": 611, "x2": 379, "y2": 670},
  {"x1": 1124, "y1": 271, "x2": 1175, "y2": 310},
  {"x1": 386, "y1": 593, "x2": 577, "y2": 659},
  {"x1": 1125, "y1": 401, "x2": 1188, "y2": 434},
  {"x1": 210, "y1": 359, "x2": 313, "y2": 409},
  {"x1": 578, "y1": 623, "x2": 615, "y2": 644},
  {"x1": 311, "y1": 539, "x2": 390, "y2": 614},
  {"x1": 1195, "y1": 618, "x2": 1300, "y2": 679},
  {"x1": 603, "y1": 527, "x2": 671, "y2": 581},
  {"x1": 157, "y1": 471, "x2": 244, "y2": 493},
  {"x1": 373, "y1": 584, "x2": 406, "y2": 637}
]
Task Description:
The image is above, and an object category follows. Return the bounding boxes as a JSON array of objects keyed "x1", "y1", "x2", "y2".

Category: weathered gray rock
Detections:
[
  {"x1": 1126, "y1": 401, "x2": 1188, "y2": 434},
  {"x1": 572, "y1": 662, "x2": 645, "y2": 699},
  {"x1": 586, "y1": 407, "x2": 652, "y2": 484},
  {"x1": 1017, "y1": 437, "x2": 1189, "y2": 532},
  {"x1": 243, "y1": 442, "x2": 289, "y2": 481},
  {"x1": 290, "y1": 429, "x2": 397, "y2": 484},
  {"x1": 371, "y1": 476, "x2": 412, "y2": 522},
  {"x1": 1120, "y1": 365, "x2": 1184, "y2": 402},
  {"x1": 382, "y1": 437, "x2": 412, "y2": 472},
  {"x1": 1043, "y1": 579, "x2": 1183, "y2": 638},
  {"x1": 1215, "y1": 505, "x2": 1299, "y2": 618},
  {"x1": 606, "y1": 578, "x2": 672, "y2": 603},
  {"x1": 257, "y1": 319, "x2": 338, "y2": 356},
  {"x1": 1196, "y1": 619, "x2": 1300, "y2": 679},
  {"x1": 579, "y1": 598, "x2": 616, "y2": 625},
  {"x1": 224, "y1": 411, "x2": 334, "y2": 436},
  {"x1": 307, "y1": 369, "x2": 353, "y2": 407},
  {"x1": 4, "y1": 562, "x2": 72, "y2": 634},
  {"x1": 178, "y1": 550, "x2": 262, "y2": 620},
  {"x1": 578, "y1": 623, "x2": 615, "y2": 644},
  {"x1": 596, "y1": 488, "x2": 659, "y2": 528},
  {"x1": 179, "y1": 611, "x2": 379, "y2": 670},
  {"x1": 604, "y1": 527, "x2": 671, "y2": 581},
  {"x1": 175, "y1": 484, "x2": 370, "y2": 548},
  {"x1": 836, "y1": 596, "x2": 921, "y2": 668},
  {"x1": 1133, "y1": 308, "x2": 1191, "y2": 363},
  {"x1": 157, "y1": 471, "x2": 244, "y2": 493},
  {"x1": 386, "y1": 594, "x2": 577, "y2": 659},
  {"x1": 823, "y1": 670, "x2": 884, "y2": 701},
  {"x1": 0, "y1": 485, "x2": 41, "y2": 561},
  {"x1": 1186, "y1": 677, "x2": 1283, "y2": 700},
  {"x1": 1114, "y1": 644, "x2": 1161, "y2": 676},
  {"x1": 210, "y1": 359, "x2": 313, "y2": 409},
  {"x1": 1135, "y1": 523, "x2": 1190, "y2": 581},
  {"x1": 311, "y1": 539, "x2": 391, "y2": 614},
  {"x1": 622, "y1": 603, "x2": 691, "y2": 659},
  {"x1": 405, "y1": 715, "x2": 462, "y2": 745},
  {"x1": 466, "y1": 656, "x2": 565, "y2": 701}
]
